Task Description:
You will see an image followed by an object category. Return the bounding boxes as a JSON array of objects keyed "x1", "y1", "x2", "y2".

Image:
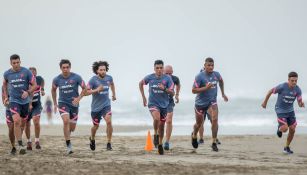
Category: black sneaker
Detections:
[
  {"x1": 191, "y1": 132, "x2": 198, "y2": 149},
  {"x1": 277, "y1": 129, "x2": 282, "y2": 138},
  {"x1": 11, "y1": 147, "x2": 17, "y2": 155},
  {"x1": 35, "y1": 142, "x2": 41, "y2": 150},
  {"x1": 158, "y1": 144, "x2": 164, "y2": 155},
  {"x1": 107, "y1": 143, "x2": 112, "y2": 151},
  {"x1": 89, "y1": 137, "x2": 96, "y2": 151},
  {"x1": 198, "y1": 138, "x2": 204, "y2": 144},
  {"x1": 283, "y1": 146, "x2": 293, "y2": 154},
  {"x1": 27, "y1": 142, "x2": 32, "y2": 151},
  {"x1": 216, "y1": 139, "x2": 221, "y2": 145},
  {"x1": 211, "y1": 143, "x2": 219, "y2": 152},
  {"x1": 153, "y1": 135, "x2": 159, "y2": 148}
]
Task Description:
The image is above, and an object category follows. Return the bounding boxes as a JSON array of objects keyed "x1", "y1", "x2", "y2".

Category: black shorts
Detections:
[
  {"x1": 148, "y1": 105, "x2": 167, "y2": 122},
  {"x1": 91, "y1": 106, "x2": 112, "y2": 125},
  {"x1": 58, "y1": 103, "x2": 79, "y2": 123},
  {"x1": 9, "y1": 102, "x2": 29, "y2": 120}
]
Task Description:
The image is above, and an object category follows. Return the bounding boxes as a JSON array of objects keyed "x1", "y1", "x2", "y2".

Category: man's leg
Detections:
[
  {"x1": 61, "y1": 114, "x2": 73, "y2": 154},
  {"x1": 12, "y1": 113, "x2": 26, "y2": 154},
  {"x1": 192, "y1": 107, "x2": 205, "y2": 149},
  {"x1": 7, "y1": 123, "x2": 15, "y2": 147},
  {"x1": 150, "y1": 107, "x2": 161, "y2": 148},
  {"x1": 208, "y1": 104, "x2": 219, "y2": 151},
  {"x1": 104, "y1": 112, "x2": 113, "y2": 150},
  {"x1": 165, "y1": 112, "x2": 173, "y2": 143},
  {"x1": 199, "y1": 121, "x2": 205, "y2": 143},
  {"x1": 33, "y1": 115, "x2": 41, "y2": 149},
  {"x1": 25, "y1": 120, "x2": 32, "y2": 150}
]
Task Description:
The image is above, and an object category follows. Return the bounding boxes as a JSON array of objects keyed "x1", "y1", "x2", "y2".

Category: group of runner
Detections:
[{"x1": 2, "y1": 55, "x2": 304, "y2": 155}]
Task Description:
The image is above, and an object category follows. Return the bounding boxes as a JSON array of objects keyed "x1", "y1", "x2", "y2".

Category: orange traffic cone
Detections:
[{"x1": 144, "y1": 130, "x2": 154, "y2": 151}]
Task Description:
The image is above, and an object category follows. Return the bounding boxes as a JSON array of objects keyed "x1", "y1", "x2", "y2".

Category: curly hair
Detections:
[{"x1": 92, "y1": 61, "x2": 109, "y2": 74}]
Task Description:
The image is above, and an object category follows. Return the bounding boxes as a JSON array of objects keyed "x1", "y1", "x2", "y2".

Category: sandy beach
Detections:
[{"x1": 0, "y1": 124, "x2": 306, "y2": 175}]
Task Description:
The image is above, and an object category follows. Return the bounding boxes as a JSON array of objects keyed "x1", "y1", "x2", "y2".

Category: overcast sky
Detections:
[{"x1": 1, "y1": 0, "x2": 306, "y2": 102}]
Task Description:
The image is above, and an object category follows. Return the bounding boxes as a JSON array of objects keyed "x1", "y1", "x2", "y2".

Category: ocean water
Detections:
[{"x1": 1, "y1": 97, "x2": 306, "y2": 136}]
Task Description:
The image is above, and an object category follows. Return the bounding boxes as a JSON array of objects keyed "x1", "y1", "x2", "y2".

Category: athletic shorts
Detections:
[
  {"x1": 148, "y1": 105, "x2": 167, "y2": 122},
  {"x1": 5, "y1": 109, "x2": 13, "y2": 124},
  {"x1": 28, "y1": 103, "x2": 43, "y2": 122},
  {"x1": 91, "y1": 106, "x2": 112, "y2": 125},
  {"x1": 9, "y1": 102, "x2": 30, "y2": 121},
  {"x1": 277, "y1": 111, "x2": 297, "y2": 127},
  {"x1": 58, "y1": 103, "x2": 79, "y2": 123},
  {"x1": 167, "y1": 101, "x2": 175, "y2": 113}
]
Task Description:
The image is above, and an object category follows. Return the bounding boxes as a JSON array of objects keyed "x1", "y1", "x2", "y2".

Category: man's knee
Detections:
[{"x1": 280, "y1": 125, "x2": 289, "y2": 132}]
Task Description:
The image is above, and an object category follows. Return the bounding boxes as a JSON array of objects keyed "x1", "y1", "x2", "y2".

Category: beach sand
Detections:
[{"x1": 0, "y1": 124, "x2": 306, "y2": 175}]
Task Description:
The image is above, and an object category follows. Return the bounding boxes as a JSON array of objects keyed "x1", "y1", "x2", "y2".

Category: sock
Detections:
[
  {"x1": 212, "y1": 138, "x2": 217, "y2": 143},
  {"x1": 18, "y1": 140, "x2": 23, "y2": 146},
  {"x1": 66, "y1": 140, "x2": 71, "y2": 147},
  {"x1": 35, "y1": 138, "x2": 39, "y2": 142}
]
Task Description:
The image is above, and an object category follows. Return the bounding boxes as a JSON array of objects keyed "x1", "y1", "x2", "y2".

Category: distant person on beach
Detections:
[
  {"x1": 23, "y1": 67, "x2": 45, "y2": 150},
  {"x1": 192, "y1": 57, "x2": 228, "y2": 152},
  {"x1": 51, "y1": 59, "x2": 86, "y2": 154},
  {"x1": 198, "y1": 68, "x2": 221, "y2": 145},
  {"x1": 262, "y1": 72, "x2": 304, "y2": 154},
  {"x1": 2, "y1": 86, "x2": 16, "y2": 154},
  {"x1": 3, "y1": 54, "x2": 37, "y2": 155},
  {"x1": 85, "y1": 61, "x2": 116, "y2": 151},
  {"x1": 44, "y1": 96, "x2": 53, "y2": 124},
  {"x1": 139, "y1": 60, "x2": 174, "y2": 155},
  {"x1": 163, "y1": 65, "x2": 180, "y2": 151}
]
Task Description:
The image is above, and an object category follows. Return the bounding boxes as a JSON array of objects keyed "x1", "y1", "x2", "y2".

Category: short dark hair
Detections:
[
  {"x1": 288, "y1": 72, "x2": 298, "y2": 78},
  {"x1": 154, "y1": 60, "x2": 164, "y2": 66},
  {"x1": 92, "y1": 61, "x2": 109, "y2": 74},
  {"x1": 59, "y1": 59, "x2": 71, "y2": 68},
  {"x1": 29, "y1": 67, "x2": 37, "y2": 71},
  {"x1": 205, "y1": 57, "x2": 214, "y2": 63},
  {"x1": 10, "y1": 54, "x2": 20, "y2": 61}
]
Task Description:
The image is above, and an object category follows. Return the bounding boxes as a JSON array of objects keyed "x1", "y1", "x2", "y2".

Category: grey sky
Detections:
[{"x1": 1, "y1": 0, "x2": 307, "y2": 102}]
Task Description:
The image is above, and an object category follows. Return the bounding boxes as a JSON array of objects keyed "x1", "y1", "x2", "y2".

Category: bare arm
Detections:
[
  {"x1": 175, "y1": 83, "x2": 181, "y2": 103},
  {"x1": 51, "y1": 85, "x2": 58, "y2": 113},
  {"x1": 297, "y1": 97, "x2": 305, "y2": 108},
  {"x1": 110, "y1": 82, "x2": 116, "y2": 101},
  {"x1": 192, "y1": 83, "x2": 213, "y2": 94},
  {"x1": 41, "y1": 78, "x2": 45, "y2": 96},
  {"x1": 139, "y1": 80, "x2": 147, "y2": 107},
  {"x1": 219, "y1": 79, "x2": 228, "y2": 102},
  {"x1": 262, "y1": 89, "x2": 273, "y2": 109},
  {"x1": 2, "y1": 80, "x2": 9, "y2": 105}
]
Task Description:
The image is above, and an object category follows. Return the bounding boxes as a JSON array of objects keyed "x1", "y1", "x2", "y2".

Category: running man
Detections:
[
  {"x1": 192, "y1": 57, "x2": 228, "y2": 152},
  {"x1": 44, "y1": 96, "x2": 53, "y2": 125},
  {"x1": 262, "y1": 72, "x2": 304, "y2": 154},
  {"x1": 163, "y1": 65, "x2": 181, "y2": 151},
  {"x1": 3, "y1": 54, "x2": 37, "y2": 155},
  {"x1": 86, "y1": 61, "x2": 116, "y2": 151},
  {"x1": 2, "y1": 85, "x2": 16, "y2": 154},
  {"x1": 51, "y1": 59, "x2": 86, "y2": 154},
  {"x1": 24, "y1": 67, "x2": 45, "y2": 150},
  {"x1": 139, "y1": 60, "x2": 174, "y2": 155}
]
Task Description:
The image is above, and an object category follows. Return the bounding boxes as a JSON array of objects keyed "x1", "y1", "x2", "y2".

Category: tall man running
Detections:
[
  {"x1": 192, "y1": 57, "x2": 228, "y2": 152},
  {"x1": 262, "y1": 72, "x2": 304, "y2": 154},
  {"x1": 2, "y1": 85, "x2": 16, "y2": 154},
  {"x1": 3, "y1": 54, "x2": 37, "y2": 155},
  {"x1": 139, "y1": 60, "x2": 174, "y2": 155},
  {"x1": 24, "y1": 67, "x2": 45, "y2": 150},
  {"x1": 86, "y1": 61, "x2": 116, "y2": 151},
  {"x1": 51, "y1": 59, "x2": 86, "y2": 154},
  {"x1": 163, "y1": 65, "x2": 180, "y2": 151}
]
